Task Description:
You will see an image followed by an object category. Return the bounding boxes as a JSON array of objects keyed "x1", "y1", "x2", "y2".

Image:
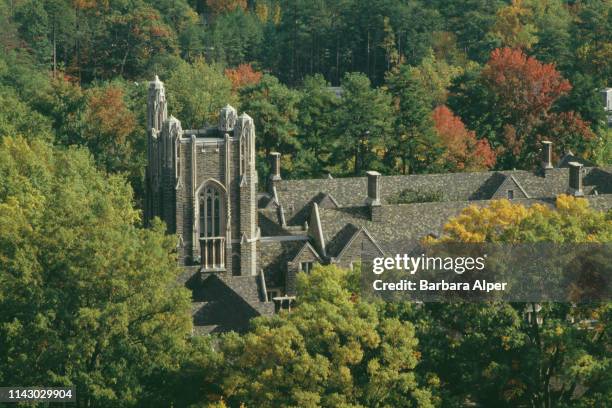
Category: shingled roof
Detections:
[
  {"x1": 271, "y1": 167, "x2": 612, "y2": 227},
  {"x1": 259, "y1": 155, "x2": 612, "y2": 286}
]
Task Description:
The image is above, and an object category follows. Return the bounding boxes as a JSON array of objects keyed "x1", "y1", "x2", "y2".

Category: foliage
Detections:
[
  {"x1": 386, "y1": 65, "x2": 442, "y2": 174},
  {"x1": 83, "y1": 83, "x2": 138, "y2": 171},
  {"x1": 1, "y1": 0, "x2": 608, "y2": 181},
  {"x1": 224, "y1": 63, "x2": 263, "y2": 92},
  {"x1": 490, "y1": 0, "x2": 538, "y2": 50},
  {"x1": 432, "y1": 105, "x2": 496, "y2": 171},
  {"x1": 388, "y1": 188, "x2": 444, "y2": 205},
  {"x1": 0, "y1": 87, "x2": 54, "y2": 140},
  {"x1": 205, "y1": 8, "x2": 263, "y2": 67},
  {"x1": 450, "y1": 48, "x2": 595, "y2": 168},
  {"x1": 434, "y1": 195, "x2": 611, "y2": 244},
  {"x1": 332, "y1": 72, "x2": 393, "y2": 175},
  {"x1": 0, "y1": 136, "x2": 192, "y2": 406},
  {"x1": 166, "y1": 58, "x2": 235, "y2": 129},
  {"x1": 293, "y1": 74, "x2": 340, "y2": 177},
  {"x1": 215, "y1": 265, "x2": 434, "y2": 408},
  {"x1": 206, "y1": 0, "x2": 247, "y2": 17},
  {"x1": 592, "y1": 128, "x2": 612, "y2": 166},
  {"x1": 239, "y1": 74, "x2": 300, "y2": 176},
  {"x1": 410, "y1": 196, "x2": 612, "y2": 407},
  {"x1": 410, "y1": 49, "x2": 464, "y2": 106}
]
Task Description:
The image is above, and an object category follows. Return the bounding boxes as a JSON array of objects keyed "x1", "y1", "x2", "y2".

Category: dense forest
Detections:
[
  {"x1": 1, "y1": 0, "x2": 610, "y2": 204},
  {"x1": 0, "y1": 0, "x2": 611, "y2": 407}
]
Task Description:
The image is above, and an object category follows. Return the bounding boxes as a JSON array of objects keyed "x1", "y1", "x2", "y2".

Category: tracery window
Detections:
[{"x1": 199, "y1": 185, "x2": 225, "y2": 269}]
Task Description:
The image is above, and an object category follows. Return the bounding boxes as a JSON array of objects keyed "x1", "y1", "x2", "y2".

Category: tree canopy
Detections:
[{"x1": 0, "y1": 136, "x2": 193, "y2": 406}]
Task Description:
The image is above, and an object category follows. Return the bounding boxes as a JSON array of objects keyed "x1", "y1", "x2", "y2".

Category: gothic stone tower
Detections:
[{"x1": 145, "y1": 76, "x2": 259, "y2": 276}]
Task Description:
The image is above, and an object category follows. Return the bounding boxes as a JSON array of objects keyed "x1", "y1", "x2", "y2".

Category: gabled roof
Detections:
[
  {"x1": 314, "y1": 192, "x2": 340, "y2": 208},
  {"x1": 329, "y1": 224, "x2": 385, "y2": 261},
  {"x1": 492, "y1": 175, "x2": 530, "y2": 199},
  {"x1": 557, "y1": 152, "x2": 596, "y2": 168},
  {"x1": 289, "y1": 241, "x2": 323, "y2": 263}
]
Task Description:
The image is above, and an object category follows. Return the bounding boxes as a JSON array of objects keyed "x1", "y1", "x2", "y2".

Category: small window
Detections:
[
  {"x1": 301, "y1": 262, "x2": 314, "y2": 273},
  {"x1": 507, "y1": 190, "x2": 514, "y2": 199},
  {"x1": 266, "y1": 289, "x2": 280, "y2": 301}
]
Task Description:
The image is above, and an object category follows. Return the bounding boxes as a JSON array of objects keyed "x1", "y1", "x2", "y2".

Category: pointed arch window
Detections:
[
  {"x1": 199, "y1": 184, "x2": 225, "y2": 270},
  {"x1": 240, "y1": 134, "x2": 247, "y2": 176}
]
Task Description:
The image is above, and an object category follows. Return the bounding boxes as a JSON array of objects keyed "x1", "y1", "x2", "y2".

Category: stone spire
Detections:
[
  {"x1": 147, "y1": 75, "x2": 167, "y2": 134},
  {"x1": 218, "y1": 104, "x2": 237, "y2": 132}
]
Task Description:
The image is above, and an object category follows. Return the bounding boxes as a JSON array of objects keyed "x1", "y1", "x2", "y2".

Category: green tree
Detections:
[
  {"x1": 216, "y1": 265, "x2": 434, "y2": 408},
  {"x1": 331, "y1": 72, "x2": 393, "y2": 175},
  {"x1": 239, "y1": 74, "x2": 300, "y2": 176},
  {"x1": 0, "y1": 87, "x2": 54, "y2": 140},
  {"x1": 430, "y1": 0, "x2": 505, "y2": 63},
  {"x1": 410, "y1": 49, "x2": 464, "y2": 107},
  {"x1": 294, "y1": 74, "x2": 340, "y2": 177},
  {"x1": 529, "y1": 0, "x2": 573, "y2": 67},
  {"x1": 386, "y1": 65, "x2": 442, "y2": 174},
  {"x1": 398, "y1": 197, "x2": 612, "y2": 407},
  {"x1": 571, "y1": 0, "x2": 612, "y2": 85},
  {"x1": 205, "y1": 8, "x2": 263, "y2": 67},
  {"x1": 0, "y1": 136, "x2": 192, "y2": 406},
  {"x1": 13, "y1": 0, "x2": 52, "y2": 66},
  {"x1": 557, "y1": 73, "x2": 608, "y2": 134},
  {"x1": 166, "y1": 58, "x2": 236, "y2": 129}
]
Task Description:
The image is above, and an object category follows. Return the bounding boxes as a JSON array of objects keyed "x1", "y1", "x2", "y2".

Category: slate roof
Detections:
[
  {"x1": 558, "y1": 152, "x2": 596, "y2": 168},
  {"x1": 271, "y1": 167, "x2": 612, "y2": 227},
  {"x1": 318, "y1": 196, "x2": 612, "y2": 256},
  {"x1": 192, "y1": 274, "x2": 274, "y2": 334},
  {"x1": 257, "y1": 239, "x2": 308, "y2": 288},
  {"x1": 257, "y1": 159, "x2": 612, "y2": 287},
  {"x1": 190, "y1": 150, "x2": 612, "y2": 333}
]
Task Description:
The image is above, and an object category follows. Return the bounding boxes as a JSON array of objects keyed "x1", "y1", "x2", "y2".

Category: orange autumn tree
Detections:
[
  {"x1": 83, "y1": 84, "x2": 138, "y2": 176},
  {"x1": 225, "y1": 63, "x2": 263, "y2": 92},
  {"x1": 432, "y1": 105, "x2": 496, "y2": 171},
  {"x1": 479, "y1": 48, "x2": 594, "y2": 167}
]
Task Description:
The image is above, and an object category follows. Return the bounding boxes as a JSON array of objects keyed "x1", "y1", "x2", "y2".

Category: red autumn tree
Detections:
[
  {"x1": 480, "y1": 48, "x2": 594, "y2": 166},
  {"x1": 540, "y1": 112, "x2": 595, "y2": 157},
  {"x1": 224, "y1": 63, "x2": 263, "y2": 92},
  {"x1": 483, "y1": 47, "x2": 570, "y2": 132},
  {"x1": 432, "y1": 105, "x2": 496, "y2": 171}
]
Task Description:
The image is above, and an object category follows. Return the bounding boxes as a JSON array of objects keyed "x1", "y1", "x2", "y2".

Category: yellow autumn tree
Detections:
[
  {"x1": 416, "y1": 196, "x2": 611, "y2": 407},
  {"x1": 431, "y1": 195, "x2": 611, "y2": 243},
  {"x1": 491, "y1": 0, "x2": 538, "y2": 49}
]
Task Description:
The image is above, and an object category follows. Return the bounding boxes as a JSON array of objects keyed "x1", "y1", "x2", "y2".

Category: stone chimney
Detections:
[
  {"x1": 270, "y1": 152, "x2": 281, "y2": 181},
  {"x1": 366, "y1": 171, "x2": 382, "y2": 221},
  {"x1": 268, "y1": 152, "x2": 281, "y2": 193},
  {"x1": 568, "y1": 162, "x2": 584, "y2": 196},
  {"x1": 541, "y1": 140, "x2": 553, "y2": 170}
]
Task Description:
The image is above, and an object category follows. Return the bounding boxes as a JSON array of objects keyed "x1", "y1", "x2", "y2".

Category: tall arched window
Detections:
[
  {"x1": 240, "y1": 134, "x2": 247, "y2": 176},
  {"x1": 199, "y1": 184, "x2": 225, "y2": 269}
]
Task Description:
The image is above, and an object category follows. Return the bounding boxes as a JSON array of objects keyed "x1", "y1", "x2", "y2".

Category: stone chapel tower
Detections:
[{"x1": 145, "y1": 76, "x2": 259, "y2": 276}]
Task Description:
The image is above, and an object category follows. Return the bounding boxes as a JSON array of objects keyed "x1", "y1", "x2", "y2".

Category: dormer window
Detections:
[{"x1": 507, "y1": 190, "x2": 514, "y2": 199}]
